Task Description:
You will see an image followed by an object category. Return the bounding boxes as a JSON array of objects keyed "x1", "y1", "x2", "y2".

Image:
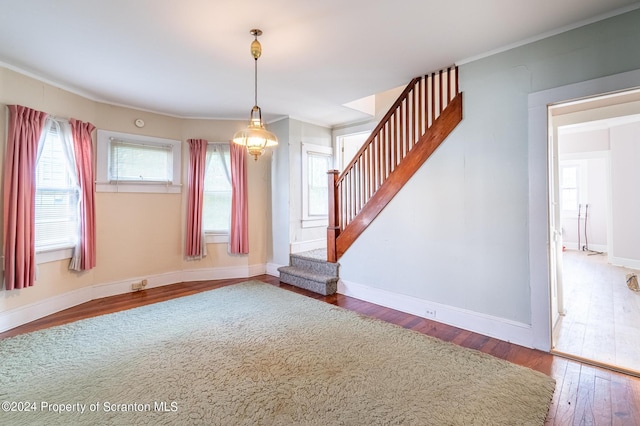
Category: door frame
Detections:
[{"x1": 527, "y1": 68, "x2": 640, "y2": 351}]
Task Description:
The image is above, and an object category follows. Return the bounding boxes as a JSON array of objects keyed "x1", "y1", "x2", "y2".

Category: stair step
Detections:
[
  {"x1": 277, "y1": 266, "x2": 338, "y2": 296},
  {"x1": 290, "y1": 253, "x2": 340, "y2": 276}
]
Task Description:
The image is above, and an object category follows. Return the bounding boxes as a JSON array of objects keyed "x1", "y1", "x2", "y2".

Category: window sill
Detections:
[
  {"x1": 302, "y1": 218, "x2": 328, "y2": 228},
  {"x1": 96, "y1": 182, "x2": 181, "y2": 194},
  {"x1": 205, "y1": 233, "x2": 229, "y2": 244},
  {"x1": 36, "y1": 247, "x2": 74, "y2": 264}
]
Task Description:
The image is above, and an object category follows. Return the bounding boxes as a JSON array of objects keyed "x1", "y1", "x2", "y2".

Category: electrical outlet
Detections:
[
  {"x1": 132, "y1": 280, "x2": 146, "y2": 291},
  {"x1": 424, "y1": 308, "x2": 436, "y2": 319}
]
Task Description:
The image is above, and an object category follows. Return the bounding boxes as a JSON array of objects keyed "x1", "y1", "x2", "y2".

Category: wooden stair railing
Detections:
[{"x1": 327, "y1": 67, "x2": 462, "y2": 262}]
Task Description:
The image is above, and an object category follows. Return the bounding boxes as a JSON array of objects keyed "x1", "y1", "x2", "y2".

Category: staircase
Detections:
[
  {"x1": 278, "y1": 250, "x2": 339, "y2": 295},
  {"x1": 327, "y1": 67, "x2": 463, "y2": 262},
  {"x1": 277, "y1": 67, "x2": 462, "y2": 294}
]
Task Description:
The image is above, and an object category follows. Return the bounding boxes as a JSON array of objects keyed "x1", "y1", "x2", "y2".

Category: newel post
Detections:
[{"x1": 327, "y1": 170, "x2": 340, "y2": 263}]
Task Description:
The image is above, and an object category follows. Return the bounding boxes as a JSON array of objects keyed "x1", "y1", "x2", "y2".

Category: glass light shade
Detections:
[{"x1": 232, "y1": 107, "x2": 278, "y2": 160}]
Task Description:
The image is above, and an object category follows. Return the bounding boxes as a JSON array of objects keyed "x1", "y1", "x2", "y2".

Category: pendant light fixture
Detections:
[{"x1": 232, "y1": 29, "x2": 278, "y2": 161}]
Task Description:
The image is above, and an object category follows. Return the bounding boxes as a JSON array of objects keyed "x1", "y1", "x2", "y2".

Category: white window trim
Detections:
[
  {"x1": 205, "y1": 232, "x2": 229, "y2": 244},
  {"x1": 202, "y1": 142, "x2": 232, "y2": 236},
  {"x1": 96, "y1": 130, "x2": 182, "y2": 193},
  {"x1": 559, "y1": 158, "x2": 588, "y2": 219},
  {"x1": 36, "y1": 247, "x2": 74, "y2": 264},
  {"x1": 301, "y1": 143, "x2": 333, "y2": 228},
  {"x1": 35, "y1": 118, "x2": 78, "y2": 263}
]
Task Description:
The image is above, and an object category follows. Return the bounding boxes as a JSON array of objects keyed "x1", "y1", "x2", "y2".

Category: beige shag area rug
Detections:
[{"x1": 0, "y1": 281, "x2": 555, "y2": 425}]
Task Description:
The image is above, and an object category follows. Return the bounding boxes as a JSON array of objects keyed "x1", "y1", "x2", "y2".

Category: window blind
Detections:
[
  {"x1": 203, "y1": 144, "x2": 232, "y2": 232},
  {"x1": 109, "y1": 139, "x2": 173, "y2": 182},
  {"x1": 35, "y1": 126, "x2": 79, "y2": 250}
]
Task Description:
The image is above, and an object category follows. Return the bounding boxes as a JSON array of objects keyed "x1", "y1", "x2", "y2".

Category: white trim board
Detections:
[
  {"x1": 290, "y1": 238, "x2": 326, "y2": 254},
  {"x1": 266, "y1": 263, "x2": 284, "y2": 277},
  {"x1": 0, "y1": 264, "x2": 267, "y2": 334},
  {"x1": 610, "y1": 256, "x2": 640, "y2": 271},
  {"x1": 527, "y1": 68, "x2": 640, "y2": 352},
  {"x1": 338, "y1": 279, "x2": 534, "y2": 349},
  {"x1": 562, "y1": 244, "x2": 608, "y2": 253}
]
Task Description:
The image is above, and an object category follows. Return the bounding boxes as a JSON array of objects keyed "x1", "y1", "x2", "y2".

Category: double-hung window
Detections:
[
  {"x1": 560, "y1": 164, "x2": 579, "y2": 213},
  {"x1": 301, "y1": 143, "x2": 333, "y2": 228},
  {"x1": 203, "y1": 143, "x2": 232, "y2": 242},
  {"x1": 559, "y1": 160, "x2": 587, "y2": 217},
  {"x1": 35, "y1": 120, "x2": 80, "y2": 257}
]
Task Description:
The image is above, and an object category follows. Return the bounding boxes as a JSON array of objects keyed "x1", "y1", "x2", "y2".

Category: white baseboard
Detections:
[
  {"x1": 338, "y1": 279, "x2": 535, "y2": 349},
  {"x1": 266, "y1": 263, "x2": 284, "y2": 277},
  {"x1": 0, "y1": 286, "x2": 94, "y2": 335},
  {"x1": 610, "y1": 256, "x2": 640, "y2": 271},
  {"x1": 290, "y1": 238, "x2": 325, "y2": 254},
  {"x1": 182, "y1": 264, "x2": 266, "y2": 282},
  {"x1": 563, "y1": 243, "x2": 607, "y2": 253},
  {"x1": 0, "y1": 264, "x2": 267, "y2": 334},
  {"x1": 91, "y1": 270, "x2": 184, "y2": 300}
]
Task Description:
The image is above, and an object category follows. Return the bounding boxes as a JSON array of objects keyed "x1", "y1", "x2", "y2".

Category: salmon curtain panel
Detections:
[
  {"x1": 69, "y1": 118, "x2": 97, "y2": 271},
  {"x1": 229, "y1": 142, "x2": 248, "y2": 254},
  {"x1": 3, "y1": 105, "x2": 48, "y2": 290},
  {"x1": 185, "y1": 139, "x2": 208, "y2": 258}
]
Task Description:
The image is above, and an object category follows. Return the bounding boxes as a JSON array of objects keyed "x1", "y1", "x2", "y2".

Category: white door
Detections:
[
  {"x1": 338, "y1": 132, "x2": 370, "y2": 171},
  {"x1": 548, "y1": 113, "x2": 564, "y2": 343}
]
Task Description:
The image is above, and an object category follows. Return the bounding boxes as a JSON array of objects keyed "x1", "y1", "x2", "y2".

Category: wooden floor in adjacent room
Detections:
[
  {"x1": 2, "y1": 274, "x2": 639, "y2": 425},
  {"x1": 553, "y1": 250, "x2": 640, "y2": 375}
]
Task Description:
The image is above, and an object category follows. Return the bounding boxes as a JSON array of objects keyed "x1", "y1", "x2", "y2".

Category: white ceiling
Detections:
[{"x1": 0, "y1": 0, "x2": 638, "y2": 127}]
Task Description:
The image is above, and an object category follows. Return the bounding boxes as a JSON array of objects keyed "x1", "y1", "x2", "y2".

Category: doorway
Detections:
[
  {"x1": 548, "y1": 89, "x2": 640, "y2": 375},
  {"x1": 337, "y1": 131, "x2": 370, "y2": 171}
]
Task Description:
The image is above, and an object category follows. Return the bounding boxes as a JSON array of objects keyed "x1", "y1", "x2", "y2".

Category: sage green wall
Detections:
[
  {"x1": 269, "y1": 119, "x2": 291, "y2": 266},
  {"x1": 339, "y1": 9, "x2": 640, "y2": 325}
]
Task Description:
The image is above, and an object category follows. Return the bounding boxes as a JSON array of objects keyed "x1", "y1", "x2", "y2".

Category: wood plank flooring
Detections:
[
  {"x1": 1, "y1": 274, "x2": 639, "y2": 425},
  {"x1": 553, "y1": 250, "x2": 640, "y2": 374}
]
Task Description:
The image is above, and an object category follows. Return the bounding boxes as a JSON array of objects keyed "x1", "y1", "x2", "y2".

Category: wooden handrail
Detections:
[
  {"x1": 327, "y1": 66, "x2": 461, "y2": 262},
  {"x1": 337, "y1": 77, "x2": 421, "y2": 183},
  {"x1": 335, "y1": 93, "x2": 462, "y2": 259}
]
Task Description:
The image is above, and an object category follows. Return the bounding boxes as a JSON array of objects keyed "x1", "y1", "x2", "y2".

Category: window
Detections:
[
  {"x1": 35, "y1": 123, "x2": 79, "y2": 253},
  {"x1": 559, "y1": 160, "x2": 587, "y2": 216},
  {"x1": 203, "y1": 143, "x2": 232, "y2": 238},
  {"x1": 560, "y1": 165, "x2": 578, "y2": 212},
  {"x1": 109, "y1": 140, "x2": 172, "y2": 182},
  {"x1": 301, "y1": 143, "x2": 333, "y2": 228},
  {"x1": 96, "y1": 130, "x2": 181, "y2": 193}
]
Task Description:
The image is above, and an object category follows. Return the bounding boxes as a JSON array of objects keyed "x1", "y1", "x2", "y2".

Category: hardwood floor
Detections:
[
  {"x1": 2, "y1": 274, "x2": 639, "y2": 425},
  {"x1": 553, "y1": 250, "x2": 640, "y2": 375}
]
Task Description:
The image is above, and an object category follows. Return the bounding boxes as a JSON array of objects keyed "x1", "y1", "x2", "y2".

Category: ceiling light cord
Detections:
[
  {"x1": 231, "y1": 28, "x2": 278, "y2": 161},
  {"x1": 254, "y1": 56, "x2": 258, "y2": 108}
]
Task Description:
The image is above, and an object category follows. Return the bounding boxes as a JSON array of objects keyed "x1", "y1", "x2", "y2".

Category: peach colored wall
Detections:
[{"x1": 0, "y1": 68, "x2": 270, "y2": 315}]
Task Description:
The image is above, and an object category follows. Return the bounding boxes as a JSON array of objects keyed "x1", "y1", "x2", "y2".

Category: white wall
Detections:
[
  {"x1": 610, "y1": 122, "x2": 640, "y2": 266},
  {"x1": 558, "y1": 129, "x2": 609, "y2": 251},
  {"x1": 336, "y1": 8, "x2": 640, "y2": 349},
  {"x1": 287, "y1": 119, "x2": 332, "y2": 250},
  {"x1": 553, "y1": 105, "x2": 640, "y2": 265},
  {"x1": 269, "y1": 118, "x2": 332, "y2": 267},
  {"x1": 269, "y1": 119, "x2": 291, "y2": 268}
]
